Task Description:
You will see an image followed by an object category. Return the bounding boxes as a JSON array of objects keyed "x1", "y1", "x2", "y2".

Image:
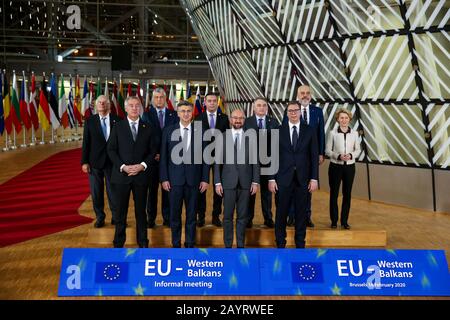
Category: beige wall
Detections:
[{"x1": 319, "y1": 160, "x2": 449, "y2": 213}]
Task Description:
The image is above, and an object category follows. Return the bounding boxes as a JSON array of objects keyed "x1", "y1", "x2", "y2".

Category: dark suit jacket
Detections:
[
  {"x1": 81, "y1": 113, "x2": 120, "y2": 168},
  {"x1": 141, "y1": 107, "x2": 178, "y2": 151},
  {"x1": 159, "y1": 123, "x2": 209, "y2": 187},
  {"x1": 195, "y1": 111, "x2": 229, "y2": 133},
  {"x1": 244, "y1": 115, "x2": 279, "y2": 167},
  {"x1": 107, "y1": 119, "x2": 158, "y2": 186},
  {"x1": 214, "y1": 131, "x2": 260, "y2": 189},
  {"x1": 282, "y1": 104, "x2": 325, "y2": 155},
  {"x1": 274, "y1": 122, "x2": 319, "y2": 187}
]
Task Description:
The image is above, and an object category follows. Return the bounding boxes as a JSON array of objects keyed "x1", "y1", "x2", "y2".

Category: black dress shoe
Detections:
[
  {"x1": 287, "y1": 217, "x2": 295, "y2": 227},
  {"x1": 139, "y1": 244, "x2": 148, "y2": 248},
  {"x1": 306, "y1": 219, "x2": 315, "y2": 228},
  {"x1": 197, "y1": 219, "x2": 205, "y2": 227},
  {"x1": 212, "y1": 216, "x2": 222, "y2": 227},
  {"x1": 246, "y1": 221, "x2": 253, "y2": 228},
  {"x1": 264, "y1": 219, "x2": 275, "y2": 228},
  {"x1": 94, "y1": 220, "x2": 105, "y2": 228},
  {"x1": 331, "y1": 223, "x2": 337, "y2": 229},
  {"x1": 147, "y1": 221, "x2": 155, "y2": 229},
  {"x1": 342, "y1": 223, "x2": 351, "y2": 230}
]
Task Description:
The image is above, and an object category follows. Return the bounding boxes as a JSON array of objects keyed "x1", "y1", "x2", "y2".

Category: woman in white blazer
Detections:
[{"x1": 325, "y1": 109, "x2": 361, "y2": 229}]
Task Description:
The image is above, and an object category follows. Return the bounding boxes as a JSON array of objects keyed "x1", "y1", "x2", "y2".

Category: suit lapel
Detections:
[{"x1": 94, "y1": 114, "x2": 103, "y2": 137}]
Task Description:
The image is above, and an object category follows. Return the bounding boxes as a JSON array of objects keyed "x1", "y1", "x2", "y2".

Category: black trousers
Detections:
[
  {"x1": 328, "y1": 162, "x2": 355, "y2": 225},
  {"x1": 112, "y1": 182, "x2": 148, "y2": 248},
  {"x1": 88, "y1": 166, "x2": 116, "y2": 223},
  {"x1": 146, "y1": 165, "x2": 170, "y2": 223},
  {"x1": 196, "y1": 167, "x2": 222, "y2": 220},
  {"x1": 275, "y1": 173, "x2": 308, "y2": 248},
  {"x1": 248, "y1": 174, "x2": 272, "y2": 222},
  {"x1": 170, "y1": 184, "x2": 198, "y2": 248}
]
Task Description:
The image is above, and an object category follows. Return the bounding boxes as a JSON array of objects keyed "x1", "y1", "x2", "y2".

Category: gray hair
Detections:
[
  {"x1": 151, "y1": 87, "x2": 167, "y2": 108},
  {"x1": 95, "y1": 94, "x2": 110, "y2": 106},
  {"x1": 125, "y1": 95, "x2": 142, "y2": 107}
]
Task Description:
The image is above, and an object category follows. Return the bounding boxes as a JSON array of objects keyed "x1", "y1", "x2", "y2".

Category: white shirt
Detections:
[
  {"x1": 300, "y1": 105, "x2": 309, "y2": 124},
  {"x1": 231, "y1": 128, "x2": 243, "y2": 146},
  {"x1": 127, "y1": 117, "x2": 140, "y2": 136},
  {"x1": 180, "y1": 122, "x2": 192, "y2": 150},
  {"x1": 99, "y1": 114, "x2": 111, "y2": 140},
  {"x1": 288, "y1": 121, "x2": 300, "y2": 145}
]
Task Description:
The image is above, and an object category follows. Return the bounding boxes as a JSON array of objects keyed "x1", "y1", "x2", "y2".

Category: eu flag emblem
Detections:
[
  {"x1": 291, "y1": 262, "x2": 324, "y2": 283},
  {"x1": 95, "y1": 262, "x2": 129, "y2": 283}
]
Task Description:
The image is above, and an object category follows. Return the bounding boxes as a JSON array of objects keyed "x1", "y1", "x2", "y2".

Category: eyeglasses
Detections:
[
  {"x1": 231, "y1": 116, "x2": 245, "y2": 120},
  {"x1": 178, "y1": 109, "x2": 192, "y2": 114},
  {"x1": 287, "y1": 109, "x2": 301, "y2": 114}
]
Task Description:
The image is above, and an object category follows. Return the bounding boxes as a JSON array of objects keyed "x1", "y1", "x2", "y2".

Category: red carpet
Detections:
[{"x1": 0, "y1": 148, "x2": 93, "y2": 247}]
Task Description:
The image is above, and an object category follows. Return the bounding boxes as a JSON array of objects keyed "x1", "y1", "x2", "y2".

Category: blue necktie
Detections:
[
  {"x1": 101, "y1": 117, "x2": 107, "y2": 140},
  {"x1": 158, "y1": 110, "x2": 164, "y2": 129},
  {"x1": 209, "y1": 113, "x2": 215, "y2": 129},
  {"x1": 258, "y1": 118, "x2": 263, "y2": 129}
]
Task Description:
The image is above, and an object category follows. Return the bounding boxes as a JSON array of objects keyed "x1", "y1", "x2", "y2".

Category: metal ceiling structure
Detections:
[{"x1": 1, "y1": 0, "x2": 210, "y2": 80}]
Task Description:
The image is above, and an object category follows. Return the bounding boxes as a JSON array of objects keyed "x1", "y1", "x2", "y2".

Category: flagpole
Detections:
[
  {"x1": 11, "y1": 125, "x2": 17, "y2": 149},
  {"x1": 40, "y1": 127, "x2": 45, "y2": 144},
  {"x1": 49, "y1": 128, "x2": 55, "y2": 144},
  {"x1": 60, "y1": 127, "x2": 65, "y2": 143},
  {"x1": 30, "y1": 127, "x2": 36, "y2": 146},
  {"x1": 20, "y1": 129, "x2": 27, "y2": 148},
  {"x1": 2, "y1": 133, "x2": 10, "y2": 151}
]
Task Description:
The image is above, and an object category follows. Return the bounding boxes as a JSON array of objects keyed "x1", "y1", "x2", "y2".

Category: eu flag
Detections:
[
  {"x1": 95, "y1": 262, "x2": 129, "y2": 283},
  {"x1": 291, "y1": 262, "x2": 324, "y2": 283}
]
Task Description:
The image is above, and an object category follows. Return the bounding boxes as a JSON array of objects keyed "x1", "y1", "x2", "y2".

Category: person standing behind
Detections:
[
  {"x1": 81, "y1": 95, "x2": 120, "y2": 228},
  {"x1": 269, "y1": 101, "x2": 319, "y2": 249},
  {"x1": 215, "y1": 109, "x2": 259, "y2": 248},
  {"x1": 141, "y1": 87, "x2": 178, "y2": 228},
  {"x1": 107, "y1": 96, "x2": 158, "y2": 248},
  {"x1": 160, "y1": 101, "x2": 209, "y2": 248},
  {"x1": 244, "y1": 97, "x2": 278, "y2": 228},
  {"x1": 294, "y1": 85, "x2": 325, "y2": 228},
  {"x1": 325, "y1": 109, "x2": 361, "y2": 230},
  {"x1": 195, "y1": 93, "x2": 229, "y2": 227}
]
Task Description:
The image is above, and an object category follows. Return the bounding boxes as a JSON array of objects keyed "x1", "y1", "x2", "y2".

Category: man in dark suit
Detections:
[
  {"x1": 81, "y1": 95, "x2": 120, "y2": 228},
  {"x1": 269, "y1": 101, "x2": 319, "y2": 249},
  {"x1": 195, "y1": 93, "x2": 229, "y2": 227},
  {"x1": 107, "y1": 96, "x2": 158, "y2": 248},
  {"x1": 215, "y1": 109, "x2": 259, "y2": 248},
  {"x1": 141, "y1": 87, "x2": 178, "y2": 228},
  {"x1": 282, "y1": 85, "x2": 325, "y2": 228},
  {"x1": 244, "y1": 97, "x2": 279, "y2": 228},
  {"x1": 160, "y1": 101, "x2": 209, "y2": 248},
  {"x1": 296, "y1": 85, "x2": 325, "y2": 228}
]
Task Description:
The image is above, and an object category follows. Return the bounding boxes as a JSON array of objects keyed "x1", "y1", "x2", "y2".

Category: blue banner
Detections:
[{"x1": 58, "y1": 248, "x2": 450, "y2": 296}]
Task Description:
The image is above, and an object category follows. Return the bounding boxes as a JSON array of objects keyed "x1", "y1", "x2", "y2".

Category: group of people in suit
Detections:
[{"x1": 81, "y1": 84, "x2": 361, "y2": 249}]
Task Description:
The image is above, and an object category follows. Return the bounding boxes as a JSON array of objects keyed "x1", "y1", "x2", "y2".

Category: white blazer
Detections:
[{"x1": 325, "y1": 126, "x2": 361, "y2": 165}]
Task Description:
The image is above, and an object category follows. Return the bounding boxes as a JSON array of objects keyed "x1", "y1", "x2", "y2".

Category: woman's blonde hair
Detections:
[{"x1": 334, "y1": 108, "x2": 353, "y2": 121}]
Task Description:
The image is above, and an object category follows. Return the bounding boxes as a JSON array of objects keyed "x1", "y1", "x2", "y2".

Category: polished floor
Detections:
[{"x1": 0, "y1": 142, "x2": 449, "y2": 300}]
